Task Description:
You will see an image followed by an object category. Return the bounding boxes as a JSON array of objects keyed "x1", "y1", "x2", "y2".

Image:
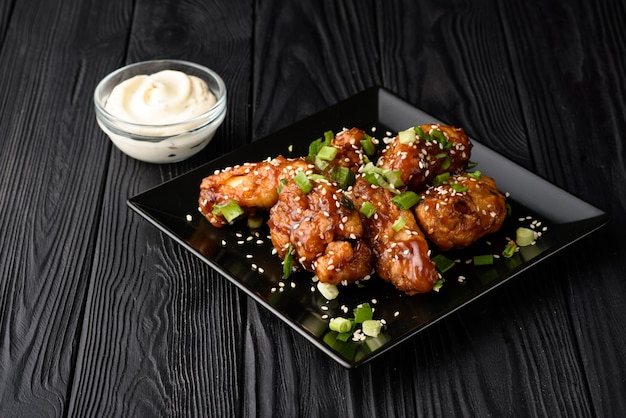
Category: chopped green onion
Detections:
[
  {"x1": 282, "y1": 244, "x2": 294, "y2": 279},
  {"x1": 383, "y1": 170, "x2": 404, "y2": 188},
  {"x1": 359, "y1": 162, "x2": 380, "y2": 175},
  {"x1": 359, "y1": 201, "x2": 377, "y2": 218},
  {"x1": 308, "y1": 173, "x2": 327, "y2": 182},
  {"x1": 307, "y1": 131, "x2": 334, "y2": 161},
  {"x1": 433, "y1": 172, "x2": 450, "y2": 186},
  {"x1": 341, "y1": 196, "x2": 355, "y2": 211},
  {"x1": 307, "y1": 138, "x2": 323, "y2": 161},
  {"x1": 331, "y1": 165, "x2": 356, "y2": 189},
  {"x1": 433, "y1": 278, "x2": 444, "y2": 292},
  {"x1": 451, "y1": 183, "x2": 468, "y2": 193},
  {"x1": 317, "y1": 145, "x2": 338, "y2": 161},
  {"x1": 353, "y1": 303, "x2": 373, "y2": 324},
  {"x1": 466, "y1": 160, "x2": 479, "y2": 170},
  {"x1": 362, "y1": 320, "x2": 382, "y2": 337},
  {"x1": 436, "y1": 153, "x2": 451, "y2": 170},
  {"x1": 391, "y1": 191, "x2": 420, "y2": 210},
  {"x1": 329, "y1": 317, "x2": 352, "y2": 333},
  {"x1": 502, "y1": 240, "x2": 518, "y2": 258},
  {"x1": 317, "y1": 282, "x2": 339, "y2": 300},
  {"x1": 431, "y1": 129, "x2": 451, "y2": 148},
  {"x1": 360, "y1": 134, "x2": 376, "y2": 156},
  {"x1": 398, "y1": 129, "x2": 416, "y2": 144},
  {"x1": 363, "y1": 171, "x2": 382, "y2": 186},
  {"x1": 336, "y1": 331, "x2": 352, "y2": 342},
  {"x1": 414, "y1": 126, "x2": 429, "y2": 141},
  {"x1": 392, "y1": 216, "x2": 407, "y2": 232},
  {"x1": 516, "y1": 227, "x2": 535, "y2": 247},
  {"x1": 473, "y1": 254, "x2": 494, "y2": 266},
  {"x1": 277, "y1": 178, "x2": 288, "y2": 194},
  {"x1": 432, "y1": 254, "x2": 456, "y2": 273},
  {"x1": 506, "y1": 202, "x2": 512, "y2": 217},
  {"x1": 364, "y1": 173, "x2": 391, "y2": 190},
  {"x1": 212, "y1": 200, "x2": 244, "y2": 223},
  {"x1": 467, "y1": 170, "x2": 482, "y2": 180},
  {"x1": 314, "y1": 156, "x2": 330, "y2": 172},
  {"x1": 247, "y1": 214, "x2": 264, "y2": 229},
  {"x1": 361, "y1": 163, "x2": 405, "y2": 190},
  {"x1": 294, "y1": 171, "x2": 313, "y2": 194}
]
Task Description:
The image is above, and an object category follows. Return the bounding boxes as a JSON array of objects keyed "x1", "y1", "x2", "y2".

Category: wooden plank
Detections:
[
  {"x1": 0, "y1": 1, "x2": 16, "y2": 46},
  {"x1": 0, "y1": 0, "x2": 133, "y2": 415},
  {"x1": 498, "y1": 1, "x2": 626, "y2": 415},
  {"x1": 65, "y1": 0, "x2": 254, "y2": 416},
  {"x1": 251, "y1": 0, "x2": 382, "y2": 140}
]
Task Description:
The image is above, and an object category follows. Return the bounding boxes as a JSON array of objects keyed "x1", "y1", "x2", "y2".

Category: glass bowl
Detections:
[{"x1": 94, "y1": 60, "x2": 227, "y2": 163}]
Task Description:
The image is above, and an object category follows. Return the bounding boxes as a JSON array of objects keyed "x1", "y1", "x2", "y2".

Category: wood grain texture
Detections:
[
  {"x1": 0, "y1": 0, "x2": 624, "y2": 416},
  {"x1": 498, "y1": 2, "x2": 626, "y2": 414},
  {"x1": 0, "y1": 0, "x2": 131, "y2": 415},
  {"x1": 66, "y1": 0, "x2": 253, "y2": 416},
  {"x1": 251, "y1": 0, "x2": 381, "y2": 140},
  {"x1": 0, "y1": 1, "x2": 16, "y2": 47}
]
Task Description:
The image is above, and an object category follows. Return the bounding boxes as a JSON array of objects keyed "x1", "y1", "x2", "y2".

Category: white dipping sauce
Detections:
[
  {"x1": 105, "y1": 70, "x2": 217, "y2": 135},
  {"x1": 97, "y1": 67, "x2": 226, "y2": 163}
]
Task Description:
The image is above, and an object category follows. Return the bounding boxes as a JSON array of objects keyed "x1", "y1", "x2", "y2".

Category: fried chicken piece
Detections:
[
  {"x1": 377, "y1": 124, "x2": 472, "y2": 192},
  {"x1": 414, "y1": 173, "x2": 507, "y2": 250},
  {"x1": 268, "y1": 179, "x2": 374, "y2": 285},
  {"x1": 327, "y1": 127, "x2": 371, "y2": 174},
  {"x1": 349, "y1": 177, "x2": 439, "y2": 295},
  {"x1": 198, "y1": 156, "x2": 313, "y2": 227}
]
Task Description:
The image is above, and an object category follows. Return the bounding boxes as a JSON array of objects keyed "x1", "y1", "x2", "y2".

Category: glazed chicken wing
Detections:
[
  {"x1": 268, "y1": 178, "x2": 374, "y2": 285},
  {"x1": 326, "y1": 127, "x2": 371, "y2": 173},
  {"x1": 349, "y1": 177, "x2": 439, "y2": 295},
  {"x1": 198, "y1": 156, "x2": 313, "y2": 227},
  {"x1": 377, "y1": 124, "x2": 472, "y2": 192},
  {"x1": 414, "y1": 173, "x2": 507, "y2": 250}
]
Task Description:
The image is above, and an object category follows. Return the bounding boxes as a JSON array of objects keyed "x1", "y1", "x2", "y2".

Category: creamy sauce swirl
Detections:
[{"x1": 104, "y1": 70, "x2": 216, "y2": 134}]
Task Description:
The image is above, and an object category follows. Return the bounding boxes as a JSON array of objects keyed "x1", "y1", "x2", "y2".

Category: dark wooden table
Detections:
[{"x1": 1, "y1": 0, "x2": 625, "y2": 416}]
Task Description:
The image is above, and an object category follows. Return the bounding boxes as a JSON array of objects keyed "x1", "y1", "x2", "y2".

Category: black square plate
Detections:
[{"x1": 128, "y1": 87, "x2": 609, "y2": 368}]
